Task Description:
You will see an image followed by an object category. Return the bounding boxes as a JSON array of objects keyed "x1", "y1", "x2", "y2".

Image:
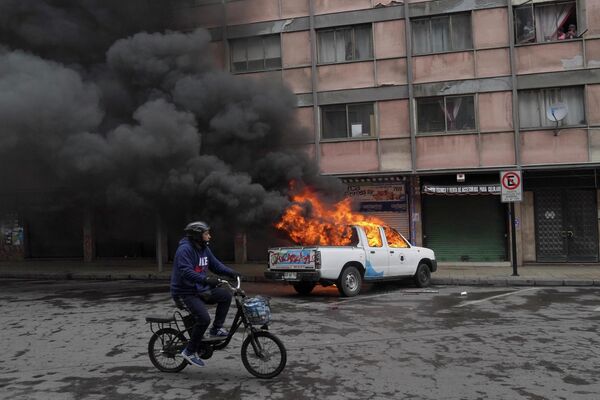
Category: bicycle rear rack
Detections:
[{"x1": 145, "y1": 311, "x2": 193, "y2": 336}]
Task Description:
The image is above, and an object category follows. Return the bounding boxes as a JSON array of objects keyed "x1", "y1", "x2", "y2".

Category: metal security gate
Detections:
[
  {"x1": 535, "y1": 190, "x2": 599, "y2": 262},
  {"x1": 422, "y1": 195, "x2": 507, "y2": 262},
  {"x1": 365, "y1": 211, "x2": 409, "y2": 239}
]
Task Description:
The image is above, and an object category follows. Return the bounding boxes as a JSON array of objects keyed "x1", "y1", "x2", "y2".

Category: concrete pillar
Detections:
[
  {"x1": 515, "y1": 200, "x2": 523, "y2": 267},
  {"x1": 83, "y1": 207, "x2": 95, "y2": 263},
  {"x1": 234, "y1": 232, "x2": 247, "y2": 264},
  {"x1": 156, "y1": 213, "x2": 168, "y2": 272},
  {"x1": 521, "y1": 191, "x2": 536, "y2": 263},
  {"x1": 410, "y1": 175, "x2": 423, "y2": 246}
]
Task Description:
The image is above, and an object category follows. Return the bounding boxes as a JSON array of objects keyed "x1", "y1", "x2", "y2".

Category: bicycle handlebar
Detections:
[{"x1": 216, "y1": 276, "x2": 242, "y2": 293}]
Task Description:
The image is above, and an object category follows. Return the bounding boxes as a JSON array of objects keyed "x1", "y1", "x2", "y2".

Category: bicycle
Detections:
[{"x1": 145, "y1": 277, "x2": 287, "y2": 379}]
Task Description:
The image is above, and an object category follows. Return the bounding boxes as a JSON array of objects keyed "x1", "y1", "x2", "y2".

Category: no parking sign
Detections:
[{"x1": 500, "y1": 171, "x2": 522, "y2": 202}]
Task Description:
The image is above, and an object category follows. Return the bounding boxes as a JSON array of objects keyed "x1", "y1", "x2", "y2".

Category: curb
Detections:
[
  {"x1": 0, "y1": 273, "x2": 172, "y2": 281},
  {"x1": 2, "y1": 274, "x2": 600, "y2": 287},
  {"x1": 431, "y1": 277, "x2": 600, "y2": 287},
  {"x1": 0, "y1": 273, "x2": 272, "y2": 283}
]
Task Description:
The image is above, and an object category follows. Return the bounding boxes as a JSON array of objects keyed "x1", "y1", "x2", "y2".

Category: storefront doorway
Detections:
[{"x1": 535, "y1": 189, "x2": 598, "y2": 262}]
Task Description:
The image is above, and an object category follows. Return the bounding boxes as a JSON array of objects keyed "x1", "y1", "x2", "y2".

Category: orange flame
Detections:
[{"x1": 275, "y1": 186, "x2": 408, "y2": 248}]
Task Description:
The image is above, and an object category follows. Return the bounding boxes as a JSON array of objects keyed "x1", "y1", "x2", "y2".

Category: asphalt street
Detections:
[{"x1": 1, "y1": 280, "x2": 600, "y2": 400}]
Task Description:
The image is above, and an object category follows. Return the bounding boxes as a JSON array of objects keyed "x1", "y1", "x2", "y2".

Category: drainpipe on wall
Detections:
[
  {"x1": 404, "y1": 1, "x2": 421, "y2": 246},
  {"x1": 507, "y1": 0, "x2": 523, "y2": 268},
  {"x1": 222, "y1": 0, "x2": 228, "y2": 70},
  {"x1": 507, "y1": 2, "x2": 521, "y2": 168},
  {"x1": 404, "y1": 1, "x2": 416, "y2": 174},
  {"x1": 308, "y1": 0, "x2": 321, "y2": 170}
]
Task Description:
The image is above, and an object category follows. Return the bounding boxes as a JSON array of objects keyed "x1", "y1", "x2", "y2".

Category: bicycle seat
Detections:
[{"x1": 145, "y1": 315, "x2": 176, "y2": 324}]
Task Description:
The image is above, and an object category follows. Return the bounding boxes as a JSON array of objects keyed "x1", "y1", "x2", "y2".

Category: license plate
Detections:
[{"x1": 283, "y1": 272, "x2": 297, "y2": 280}]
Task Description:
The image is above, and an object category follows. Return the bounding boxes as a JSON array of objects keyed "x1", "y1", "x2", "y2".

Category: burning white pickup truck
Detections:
[{"x1": 265, "y1": 223, "x2": 437, "y2": 297}]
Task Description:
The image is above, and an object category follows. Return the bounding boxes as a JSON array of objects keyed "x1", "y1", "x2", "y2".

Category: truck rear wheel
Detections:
[
  {"x1": 414, "y1": 263, "x2": 432, "y2": 288},
  {"x1": 293, "y1": 282, "x2": 316, "y2": 295},
  {"x1": 337, "y1": 266, "x2": 362, "y2": 297}
]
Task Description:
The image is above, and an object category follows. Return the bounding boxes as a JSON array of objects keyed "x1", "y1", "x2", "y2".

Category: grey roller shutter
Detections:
[{"x1": 364, "y1": 211, "x2": 409, "y2": 238}]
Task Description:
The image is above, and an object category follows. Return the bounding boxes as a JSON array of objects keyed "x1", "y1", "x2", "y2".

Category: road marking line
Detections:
[
  {"x1": 594, "y1": 306, "x2": 600, "y2": 312},
  {"x1": 455, "y1": 287, "x2": 540, "y2": 308},
  {"x1": 291, "y1": 290, "x2": 411, "y2": 309},
  {"x1": 333, "y1": 291, "x2": 401, "y2": 304}
]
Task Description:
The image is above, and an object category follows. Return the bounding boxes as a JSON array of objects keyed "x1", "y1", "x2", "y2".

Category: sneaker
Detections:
[
  {"x1": 209, "y1": 327, "x2": 229, "y2": 337},
  {"x1": 181, "y1": 349, "x2": 206, "y2": 368}
]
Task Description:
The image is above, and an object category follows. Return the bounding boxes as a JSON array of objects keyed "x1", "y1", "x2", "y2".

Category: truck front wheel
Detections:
[
  {"x1": 414, "y1": 263, "x2": 432, "y2": 288},
  {"x1": 293, "y1": 282, "x2": 316, "y2": 295},
  {"x1": 337, "y1": 266, "x2": 362, "y2": 297}
]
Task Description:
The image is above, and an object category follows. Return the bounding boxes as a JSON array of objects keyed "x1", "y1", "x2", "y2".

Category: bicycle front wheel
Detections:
[
  {"x1": 241, "y1": 331, "x2": 287, "y2": 379},
  {"x1": 148, "y1": 328, "x2": 188, "y2": 373}
]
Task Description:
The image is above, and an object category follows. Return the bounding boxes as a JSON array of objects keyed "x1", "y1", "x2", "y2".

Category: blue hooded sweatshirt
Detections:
[{"x1": 170, "y1": 237, "x2": 237, "y2": 297}]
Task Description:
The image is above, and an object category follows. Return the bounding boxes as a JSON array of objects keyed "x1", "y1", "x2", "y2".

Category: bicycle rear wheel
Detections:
[
  {"x1": 148, "y1": 328, "x2": 188, "y2": 373},
  {"x1": 241, "y1": 331, "x2": 287, "y2": 379}
]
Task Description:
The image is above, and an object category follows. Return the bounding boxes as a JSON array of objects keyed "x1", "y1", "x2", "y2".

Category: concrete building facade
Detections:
[
  {"x1": 170, "y1": 0, "x2": 600, "y2": 266},
  {"x1": 3, "y1": 0, "x2": 599, "y2": 267}
]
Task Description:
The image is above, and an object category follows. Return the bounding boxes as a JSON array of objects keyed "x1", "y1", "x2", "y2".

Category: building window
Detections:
[
  {"x1": 411, "y1": 12, "x2": 473, "y2": 55},
  {"x1": 416, "y1": 95, "x2": 475, "y2": 133},
  {"x1": 321, "y1": 103, "x2": 374, "y2": 139},
  {"x1": 514, "y1": 1, "x2": 578, "y2": 44},
  {"x1": 518, "y1": 86, "x2": 585, "y2": 129},
  {"x1": 230, "y1": 35, "x2": 281, "y2": 73},
  {"x1": 317, "y1": 25, "x2": 373, "y2": 64}
]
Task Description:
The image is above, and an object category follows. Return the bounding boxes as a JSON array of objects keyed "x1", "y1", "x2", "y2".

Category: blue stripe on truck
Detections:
[{"x1": 364, "y1": 260, "x2": 384, "y2": 278}]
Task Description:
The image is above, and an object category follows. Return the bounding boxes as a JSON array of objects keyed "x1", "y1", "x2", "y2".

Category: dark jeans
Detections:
[{"x1": 180, "y1": 288, "x2": 232, "y2": 354}]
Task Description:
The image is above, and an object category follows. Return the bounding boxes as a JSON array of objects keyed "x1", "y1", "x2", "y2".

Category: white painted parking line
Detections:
[
  {"x1": 329, "y1": 288, "x2": 442, "y2": 306},
  {"x1": 333, "y1": 291, "x2": 402, "y2": 304},
  {"x1": 291, "y1": 291, "x2": 400, "y2": 309},
  {"x1": 455, "y1": 287, "x2": 541, "y2": 308},
  {"x1": 290, "y1": 288, "x2": 436, "y2": 309}
]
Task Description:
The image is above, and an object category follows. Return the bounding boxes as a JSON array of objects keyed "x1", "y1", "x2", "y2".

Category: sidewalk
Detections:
[{"x1": 1, "y1": 259, "x2": 600, "y2": 287}]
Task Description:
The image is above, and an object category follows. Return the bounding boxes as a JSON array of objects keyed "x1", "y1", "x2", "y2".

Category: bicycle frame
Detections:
[
  {"x1": 146, "y1": 277, "x2": 286, "y2": 378},
  {"x1": 212, "y1": 294, "x2": 257, "y2": 350},
  {"x1": 168, "y1": 280, "x2": 267, "y2": 352}
]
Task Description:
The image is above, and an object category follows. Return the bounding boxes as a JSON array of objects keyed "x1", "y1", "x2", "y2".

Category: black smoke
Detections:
[{"x1": 0, "y1": 1, "x2": 343, "y2": 231}]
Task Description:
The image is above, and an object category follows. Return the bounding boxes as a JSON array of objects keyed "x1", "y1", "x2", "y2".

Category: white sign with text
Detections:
[{"x1": 500, "y1": 171, "x2": 522, "y2": 202}]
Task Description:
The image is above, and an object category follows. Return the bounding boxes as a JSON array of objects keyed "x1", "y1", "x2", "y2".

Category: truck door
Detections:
[
  {"x1": 383, "y1": 226, "x2": 414, "y2": 276},
  {"x1": 362, "y1": 226, "x2": 389, "y2": 279}
]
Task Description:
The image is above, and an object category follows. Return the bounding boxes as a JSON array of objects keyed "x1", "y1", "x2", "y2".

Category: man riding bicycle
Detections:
[{"x1": 170, "y1": 221, "x2": 241, "y2": 368}]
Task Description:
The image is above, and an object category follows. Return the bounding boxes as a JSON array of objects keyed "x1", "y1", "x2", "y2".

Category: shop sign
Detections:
[
  {"x1": 345, "y1": 184, "x2": 407, "y2": 212},
  {"x1": 422, "y1": 184, "x2": 501, "y2": 195}
]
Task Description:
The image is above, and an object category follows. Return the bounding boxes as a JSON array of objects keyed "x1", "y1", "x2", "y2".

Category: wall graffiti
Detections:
[
  {"x1": 345, "y1": 184, "x2": 407, "y2": 212},
  {"x1": 0, "y1": 213, "x2": 24, "y2": 260}
]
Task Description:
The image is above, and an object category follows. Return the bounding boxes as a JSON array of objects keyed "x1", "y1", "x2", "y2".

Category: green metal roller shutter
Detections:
[{"x1": 423, "y1": 195, "x2": 507, "y2": 262}]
